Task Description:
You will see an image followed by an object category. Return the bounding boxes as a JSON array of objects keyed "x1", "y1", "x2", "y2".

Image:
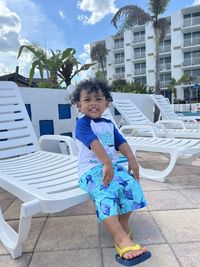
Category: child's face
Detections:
[{"x1": 78, "y1": 89, "x2": 109, "y2": 119}]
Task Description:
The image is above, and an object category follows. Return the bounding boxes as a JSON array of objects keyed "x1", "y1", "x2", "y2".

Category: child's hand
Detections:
[
  {"x1": 103, "y1": 162, "x2": 114, "y2": 186},
  {"x1": 128, "y1": 159, "x2": 139, "y2": 181}
]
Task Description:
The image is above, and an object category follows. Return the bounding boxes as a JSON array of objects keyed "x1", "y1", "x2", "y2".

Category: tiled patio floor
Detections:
[{"x1": 1, "y1": 154, "x2": 200, "y2": 267}]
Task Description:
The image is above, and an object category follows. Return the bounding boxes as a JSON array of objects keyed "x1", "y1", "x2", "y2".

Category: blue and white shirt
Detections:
[{"x1": 75, "y1": 116, "x2": 127, "y2": 176}]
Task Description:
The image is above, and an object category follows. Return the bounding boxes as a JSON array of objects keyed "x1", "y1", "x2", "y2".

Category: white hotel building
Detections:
[{"x1": 90, "y1": 4, "x2": 200, "y2": 102}]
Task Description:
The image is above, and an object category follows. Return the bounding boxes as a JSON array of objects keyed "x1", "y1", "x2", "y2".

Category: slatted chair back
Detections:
[
  {"x1": 0, "y1": 81, "x2": 40, "y2": 159},
  {"x1": 151, "y1": 94, "x2": 179, "y2": 120},
  {"x1": 112, "y1": 98, "x2": 151, "y2": 125}
]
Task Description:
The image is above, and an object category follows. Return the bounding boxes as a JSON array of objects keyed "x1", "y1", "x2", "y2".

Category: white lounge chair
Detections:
[
  {"x1": 102, "y1": 107, "x2": 200, "y2": 182},
  {"x1": 111, "y1": 98, "x2": 200, "y2": 139},
  {"x1": 0, "y1": 81, "x2": 89, "y2": 259},
  {"x1": 151, "y1": 94, "x2": 200, "y2": 129}
]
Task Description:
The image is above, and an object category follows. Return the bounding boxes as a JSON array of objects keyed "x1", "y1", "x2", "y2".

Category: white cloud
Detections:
[
  {"x1": 58, "y1": 10, "x2": 66, "y2": 20},
  {"x1": 79, "y1": 43, "x2": 90, "y2": 62},
  {"x1": 0, "y1": 0, "x2": 67, "y2": 77},
  {"x1": 192, "y1": 0, "x2": 200, "y2": 5},
  {"x1": 0, "y1": 1, "x2": 22, "y2": 52},
  {"x1": 77, "y1": 0, "x2": 117, "y2": 25},
  {"x1": 72, "y1": 43, "x2": 92, "y2": 83}
]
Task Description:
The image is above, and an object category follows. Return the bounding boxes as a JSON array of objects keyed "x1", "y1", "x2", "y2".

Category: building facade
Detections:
[{"x1": 90, "y1": 4, "x2": 200, "y2": 102}]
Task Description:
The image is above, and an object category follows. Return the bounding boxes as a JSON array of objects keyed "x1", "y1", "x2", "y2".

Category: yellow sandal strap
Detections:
[{"x1": 115, "y1": 243, "x2": 141, "y2": 258}]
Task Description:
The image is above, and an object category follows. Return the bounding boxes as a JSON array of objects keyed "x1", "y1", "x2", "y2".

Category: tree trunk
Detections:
[
  {"x1": 98, "y1": 55, "x2": 106, "y2": 81},
  {"x1": 154, "y1": 26, "x2": 161, "y2": 122}
]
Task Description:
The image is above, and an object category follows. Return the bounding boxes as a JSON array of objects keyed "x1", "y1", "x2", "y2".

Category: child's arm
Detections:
[
  {"x1": 118, "y1": 142, "x2": 139, "y2": 181},
  {"x1": 90, "y1": 140, "x2": 114, "y2": 186}
]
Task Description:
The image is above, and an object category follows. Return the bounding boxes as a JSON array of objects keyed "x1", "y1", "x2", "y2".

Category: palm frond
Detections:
[
  {"x1": 111, "y1": 5, "x2": 151, "y2": 32},
  {"x1": 149, "y1": 0, "x2": 170, "y2": 17},
  {"x1": 156, "y1": 18, "x2": 170, "y2": 42}
]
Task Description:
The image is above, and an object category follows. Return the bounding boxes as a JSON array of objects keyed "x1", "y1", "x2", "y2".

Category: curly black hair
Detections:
[{"x1": 70, "y1": 79, "x2": 113, "y2": 105}]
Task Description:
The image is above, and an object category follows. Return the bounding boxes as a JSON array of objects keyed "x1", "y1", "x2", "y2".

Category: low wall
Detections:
[{"x1": 20, "y1": 87, "x2": 154, "y2": 139}]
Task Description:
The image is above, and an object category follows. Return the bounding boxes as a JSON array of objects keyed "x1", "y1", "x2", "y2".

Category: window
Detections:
[
  {"x1": 133, "y1": 31, "x2": 145, "y2": 42},
  {"x1": 134, "y1": 47, "x2": 145, "y2": 59},
  {"x1": 115, "y1": 52, "x2": 124, "y2": 64},
  {"x1": 159, "y1": 57, "x2": 171, "y2": 70},
  {"x1": 115, "y1": 67, "x2": 125, "y2": 79},
  {"x1": 114, "y1": 38, "x2": 124, "y2": 49},
  {"x1": 134, "y1": 62, "x2": 146, "y2": 75}
]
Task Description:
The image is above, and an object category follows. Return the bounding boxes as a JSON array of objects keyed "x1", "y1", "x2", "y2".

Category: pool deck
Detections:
[{"x1": 0, "y1": 153, "x2": 200, "y2": 267}]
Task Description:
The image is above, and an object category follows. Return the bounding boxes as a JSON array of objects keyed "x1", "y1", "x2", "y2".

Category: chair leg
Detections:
[
  {"x1": 138, "y1": 153, "x2": 178, "y2": 183},
  {"x1": 0, "y1": 199, "x2": 41, "y2": 258}
]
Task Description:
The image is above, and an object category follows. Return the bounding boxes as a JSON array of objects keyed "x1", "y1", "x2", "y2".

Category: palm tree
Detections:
[
  {"x1": 18, "y1": 45, "x2": 93, "y2": 88},
  {"x1": 177, "y1": 74, "x2": 196, "y2": 110},
  {"x1": 90, "y1": 42, "x2": 108, "y2": 80},
  {"x1": 111, "y1": 0, "x2": 170, "y2": 121},
  {"x1": 167, "y1": 78, "x2": 177, "y2": 103}
]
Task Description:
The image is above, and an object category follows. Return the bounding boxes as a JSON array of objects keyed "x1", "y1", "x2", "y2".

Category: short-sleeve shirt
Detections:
[{"x1": 75, "y1": 116, "x2": 127, "y2": 176}]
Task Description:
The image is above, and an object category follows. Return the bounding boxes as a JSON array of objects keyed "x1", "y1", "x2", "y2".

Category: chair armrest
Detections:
[
  {"x1": 181, "y1": 117, "x2": 197, "y2": 123},
  {"x1": 39, "y1": 135, "x2": 78, "y2": 156},
  {"x1": 156, "y1": 119, "x2": 186, "y2": 129},
  {"x1": 120, "y1": 124, "x2": 158, "y2": 137}
]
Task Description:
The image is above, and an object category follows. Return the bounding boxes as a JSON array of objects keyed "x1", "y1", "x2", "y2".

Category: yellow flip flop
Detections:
[{"x1": 115, "y1": 243, "x2": 151, "y2": 266}]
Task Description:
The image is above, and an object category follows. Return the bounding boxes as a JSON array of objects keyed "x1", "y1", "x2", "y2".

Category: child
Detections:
[{"x1": 71, "y1": 79, "x2": 151, "y2": 266}]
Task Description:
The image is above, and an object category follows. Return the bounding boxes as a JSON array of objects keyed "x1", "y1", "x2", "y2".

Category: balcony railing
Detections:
[
  {"x1": 133, "y1": 36, "x2": 145, "y2": 43},
  {"x1": 159, "y1": 45, "x2": 171, "y2": 53},
  {"x1": 183, "y1": 57, "x2": 200, "y2": 66},
  {"x1": 114, "y1": 44, "x2": 124, "y2": 49},
  {"x1": 160, "y1": 63, "x2": 171, "y2": 71},
  {"x1": 134, "y1": 68, "x2": 146, "y2": 76},
  {"x1": 183, "y1": 17, "x2": 200, "y2": 27},
  {"x1": 184, "y1": 37, "x2": 200, "y2": 47},
  {"x1": 134, "y1": 52, "x2": 146, "y2": 59},
  {"x1": 114, "y1": 73, "x2": 125, "y2": 79},
  {"x1": 114, "y1": 58, "x2": 125, "y2": 64},
  {"x1": 160, "y1": 80, "x2": 171, "y2": 88}
]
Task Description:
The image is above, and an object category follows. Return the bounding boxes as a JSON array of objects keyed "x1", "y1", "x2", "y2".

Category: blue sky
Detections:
[{"x1": 0, "y1": 0, "x2": 199, "y2": 82}]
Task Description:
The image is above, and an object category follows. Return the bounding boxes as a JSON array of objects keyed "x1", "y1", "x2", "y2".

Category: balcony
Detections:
[
  {"x1": 159, "y1": 45, "x2": 171, "y2": 53},
  {"x1": 183, "y1": 57, "x2": 200, "y2": 66},
  {"x1": 114, "y1": 58, "x2": 125, "y2": 65},
  {"x1": 113, "y1": 73, "x2": 125, "y2": 79},
  {"x1": 114, "y1": 44, "x2": 124, "y2": 50},
  {"x1": 133, "y1": 36, "x2": 145, "y2": 43},
  {"x1": 160, "y1": 63, "x2": 171, "y2": 71},
  {"x1": 160, "y1": 80, "x2": 171, "y2": 88},
  {"x1": 134, "y1": 52, "x2": 146, "y2": 59},
  {"x1": 184, "y1": 37, "x2": 200, "y2": 47},
  {"x1": 183, "y1": 17, "x2": 200, "y2": 27},
  {"x1": 134, "y1": 68, "x2": 146, "y2": 76}
]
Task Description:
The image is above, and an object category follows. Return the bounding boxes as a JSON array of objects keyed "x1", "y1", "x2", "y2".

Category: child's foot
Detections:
[{"x1": 116, "y1": 237, "x2": 148, "y2": 260}]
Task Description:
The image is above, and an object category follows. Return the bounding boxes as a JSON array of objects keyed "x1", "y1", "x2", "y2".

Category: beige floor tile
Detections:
[
  {"x1": 0, "y1": 189, "x2": 16, "y2": 200},
  {"x1": 50, "y1": 199, "x2": 96, "y2": 217},
  {"x1": 180, "y1": 189, "x2": 200, "y2": 205},
  {"x1": 100, "y1": 211, "x2": 165, "y2": 248},
  {"x1": 0, "y1": 199, "x2": 14, "y2": 212},
  {"x1": 35, "y1": 215, "x2": 99, "y2": 252},
  {"x1": 3, "y1": 199, "x2": 48, "y2": 220},
  {"x1": 140, "y1": 178, "x2": 175, "y2": 191},
  {"x1": 151, "y1": 210, "x2": 200, "y2": 243},
  {"x1": 102, "y1": 244, "x2": 180, "y2": 267},
  {"x1": 29, "y1": 249, "x2": 102, "y2": 267},
  {"x1": 183, "y1": 165, "x2": 200, "y2": 175},
  {"x1": 128, "y1": 212, "x2": 166, "y2": 245},
  {"x1": 172, "y1": 243, "x2": 200, "y2": 267},
  {"x1": 0, "y1": 253, "x2": 32, "y2": 267},
  {"x1": 0, "y1": 218, "x2": 46, "y2": 255},
  {"x1": 146, "y1": 190, "x2": 197, "y2": 210},
  {"x1": 167, "y1": 175, "x2": 200, "y2": 189}
]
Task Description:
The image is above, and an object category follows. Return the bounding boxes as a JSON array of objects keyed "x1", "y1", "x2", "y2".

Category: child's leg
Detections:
[
  {"x1": 103, "y1": 215, "x2": 148, "y2": 260},
  {"x1": 119, "y1": 212, "x2": 131, "y2": 234}
]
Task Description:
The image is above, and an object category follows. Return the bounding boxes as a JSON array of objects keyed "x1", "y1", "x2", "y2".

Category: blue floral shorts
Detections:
[{"x1": 79, "y1": 164, "x2": 148, "y2": 222}]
